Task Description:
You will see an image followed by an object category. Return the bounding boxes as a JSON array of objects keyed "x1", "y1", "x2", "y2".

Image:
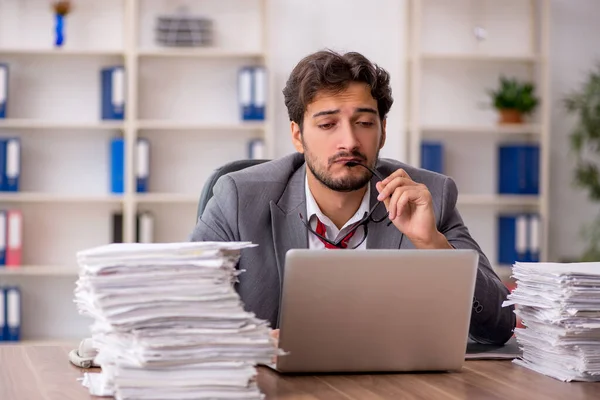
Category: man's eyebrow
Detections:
[
  {"x1": 356, "y1": 107, "x2": 378, "y2": 115},
  {"x1": 312, "y1": 109, "x2": 339, "y2": 118},
  {"x1": 312, "y1": 107, "x2": 378, "y2": 118}
]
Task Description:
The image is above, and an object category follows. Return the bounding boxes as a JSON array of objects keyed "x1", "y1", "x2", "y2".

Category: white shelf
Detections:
[
  {"x1": 418, "y1": 53, "x2": 541, "y2": 63},
  {"x1": 135, "y1": 193, "x2": 199, "y2": 204},
  {"x1": 0, "y1": 339, "x2": 80, "y2": 346},
  {"x1": 137, "y1": 49, "x2": 265, "y2": 59},
  {"x1": 0, "y1": 48, "x2": 124, "y2": 57},
  {"x1": 0, "y1": 119, "x2": 124, "y2": 130},
  {"x1": 457, "y1": 194, "x2": 540, "y2": 207},
  {"x1": 420, "y1": 124, "x2": 542, "y2": 136},
  {"x1": 0, "y1": 193, "x2": 123, "y2": 203},
  {"x1": 0, "y1": 265, "x2": 78, "y2": 276},
  {"x1": 137, "y1": 120, "x2": 265, "y2": 131}
]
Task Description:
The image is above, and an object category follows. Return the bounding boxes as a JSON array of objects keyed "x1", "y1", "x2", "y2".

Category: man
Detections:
[{"x1": 191, "y1": 50, "x2": 515, "y2": 345}]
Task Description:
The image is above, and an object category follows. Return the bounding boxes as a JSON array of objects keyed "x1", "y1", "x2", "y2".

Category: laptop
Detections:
[{"x1": 271, "y1": 248, "x2": 479, "y2": 373}]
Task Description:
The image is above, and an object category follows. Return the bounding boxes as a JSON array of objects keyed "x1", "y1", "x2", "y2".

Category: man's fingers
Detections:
[
  {"x1": 388, "y1": 187, "x2": 403, "y2": 220},
  {"x1": 385, "y1": 187, "x2": 429, "y2": 220},
  {"x1": 377, "y1": 177, "x2": 417, "y2": 201},
  {"x1": 396, "y1": 190, "x2": 414, "y2": 218},
  {"x1": 381, "y1": 168, "x2": 412, "y2": 185},
  {"x1": 270, "y1": 329, "x2": 280, "y2": 364}
]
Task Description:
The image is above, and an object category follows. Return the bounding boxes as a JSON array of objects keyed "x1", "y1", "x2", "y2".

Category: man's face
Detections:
[{"x1": 291, "y1": 82, "x2": 386, "y2": 192}]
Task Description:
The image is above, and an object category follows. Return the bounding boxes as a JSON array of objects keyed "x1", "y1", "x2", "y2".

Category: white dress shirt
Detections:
[{"x1": 305, "y1": 177, "x2": 370, "y2": 250}]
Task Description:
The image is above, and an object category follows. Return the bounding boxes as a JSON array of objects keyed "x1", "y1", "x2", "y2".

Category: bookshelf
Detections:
[
  {"x1": 0, "y1": 266, "x2": 78, "y2": 277},
  {"x1": 0, "y1": 0, "x2": 273, "y2": 342},
  {"x1": 406, "y1": 0, "x2": 551, "y2": 277}
]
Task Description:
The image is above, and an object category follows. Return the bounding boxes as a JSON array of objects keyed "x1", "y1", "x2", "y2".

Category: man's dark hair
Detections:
[{"x1": 282, "y1": 49, "x2": 393, "y2": 131}]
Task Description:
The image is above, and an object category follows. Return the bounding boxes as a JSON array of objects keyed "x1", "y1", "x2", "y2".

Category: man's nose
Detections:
[{"x1": 337, "y1": 122, "x2": 360, "y2": 151}]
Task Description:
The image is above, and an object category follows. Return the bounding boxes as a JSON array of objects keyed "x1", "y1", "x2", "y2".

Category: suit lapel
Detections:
[
  {"x1": 270, "y1": 164, "x2": 308, "y2": 286},
  {"x1": 366, "y1": 173, "x2": 405, "y2": 249}
]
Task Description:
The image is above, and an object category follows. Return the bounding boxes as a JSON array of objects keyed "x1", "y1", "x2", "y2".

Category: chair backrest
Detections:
[{"x1": 197, "y1": 159, "x2": 269, "y2": 221}]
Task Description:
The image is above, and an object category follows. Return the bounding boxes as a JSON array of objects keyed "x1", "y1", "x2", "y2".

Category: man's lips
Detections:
[{"x1": 333, "y1": 158, "x2": 363, "y2": 164}]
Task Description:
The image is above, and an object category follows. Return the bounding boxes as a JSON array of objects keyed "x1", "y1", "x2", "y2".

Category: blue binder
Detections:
[
  {"x1": 238, "y1": 67, "x2": 253, "y2": 121},
  {"x1": 0, "y1": 210, "x2": 6, "y2": 266},
  {"x1": 0, "y1": 64, "x2": 7, "y2": 119},
  {"x1": 526, "y1": 145, "x2": 540, "y2": 195},
  {"x1": 498, "y1": 214, "x2": 529, "y2": 265},
  {"x1": 421, "y1": 142, "x2": 444, "y2": 174},
  {"x1": 136, "y1": 138, "x2": 150, "y2": 193},
  {"x1": 4, "y1": 138, "x2": 20, "y2": 192},
  {"x1": 252, "y1": 66, "x2": 266, "y2": 121},
  {"x1": 101, "y1": 66, "x2": 125, "y2": 120},
  {"x1": 5, "y1": 286, "x2": 20, "y2": 341},
  {"x1": 110, "y1": 137, "x2": 125, "y2": 193},
  {"x1": 498, "y1": 144, "x2": 539, "y2": 195}
]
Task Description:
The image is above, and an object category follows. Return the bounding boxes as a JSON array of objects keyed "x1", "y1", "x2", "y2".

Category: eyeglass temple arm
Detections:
[
  {"x1": 346, "y1": 162, "x2": 393, "y2": 226},
  {"x1": 345, "y1": 161, "x2": 386, "y2": 181},
  {"x1": 298, "y1": 213, "x2": 344, "y2": 247}
]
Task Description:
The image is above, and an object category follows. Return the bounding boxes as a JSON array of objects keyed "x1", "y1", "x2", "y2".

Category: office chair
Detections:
[{"x1": 196, "y1": 159, "x2": 269, "y2": 221}]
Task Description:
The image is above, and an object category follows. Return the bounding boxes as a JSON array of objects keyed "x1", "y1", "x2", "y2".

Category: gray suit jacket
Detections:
[{"x1": 190, "y1": 153, "x2": 516, "y2": 345}]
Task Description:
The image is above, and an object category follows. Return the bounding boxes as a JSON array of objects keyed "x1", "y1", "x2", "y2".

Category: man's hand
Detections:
[
  {"x1": 270, "y1": 329, "x2": 279, "y2": 343},
  {"x1": 270, "y1": 329, "x2": 280, "y2": 364},
  {"x1": 376, "y1": 169, "x2": 451, "y2": 249}
]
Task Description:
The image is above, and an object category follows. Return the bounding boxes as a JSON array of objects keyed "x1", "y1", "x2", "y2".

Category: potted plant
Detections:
[
  {"x1": 487, "y1": 76, "x2": 539, "y2": 124},
  {"x1": 563, "y1": 63, "x2": 600, "y2": 261}
]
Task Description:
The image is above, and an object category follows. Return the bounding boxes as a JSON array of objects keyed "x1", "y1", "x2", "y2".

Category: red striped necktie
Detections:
[{"x1": 315, "y1": 217, "x2": 356, "y2": 249}]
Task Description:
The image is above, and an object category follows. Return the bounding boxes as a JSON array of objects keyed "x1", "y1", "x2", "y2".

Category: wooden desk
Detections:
[{"x1": 1, "y1": 345, "x2": 599, "y2": 400}]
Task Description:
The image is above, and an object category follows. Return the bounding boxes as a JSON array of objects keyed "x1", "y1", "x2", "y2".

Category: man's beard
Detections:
[{"x1": 303, "y1": 141, "x2": 378, "y2": 192}]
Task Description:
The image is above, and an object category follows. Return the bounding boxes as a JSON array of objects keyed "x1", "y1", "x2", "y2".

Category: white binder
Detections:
[
  {"x1": 136, "y1": 138, "x2": 150, "y2": 193},
  {"x1": 252, "y1": 66, "x2": 266, "y2": 119},
  {"x1": 0, "y1": 210, "x2": 6, "y2": 265},
  {"x1": 248, "y1": 139, "x2": 265, "y2": 160},
  {"x1": 515, "y1": 215, "x2": 528, "y2": 260},
  {"x1": 5, "y1": 138, "x2": 21, "y2": 191},
  {"x1": 6, "y1": 286, "x2": 20, "y2": 341},
  {"x1": 0, "y1": 286, "x2": 5, "y2": 341},
  {"x1": 138, "y1": 212, "x2": 154, "y2": 244},
  {"x1": 0, "y1": 64, "x2": 7, "y2": 118},
  {"x1": 529, "y1": 214, "x2": 541, "y2": 262},
  {"x1": 112, "y1": 67, "x2": 125, "y2": 113},
  {"x1": 238, "y1": 68, "x2": 253, "y2": 119}
]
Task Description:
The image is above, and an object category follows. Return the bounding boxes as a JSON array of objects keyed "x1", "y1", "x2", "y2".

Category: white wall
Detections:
[
  {"x1": 268, "y1": 0, "x2": 407, "y2": 162},
  {"x1": 548, "y1": 0, "x2": 600, "y2": 262}
]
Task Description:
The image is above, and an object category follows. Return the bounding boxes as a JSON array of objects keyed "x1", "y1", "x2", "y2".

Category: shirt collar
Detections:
[{"x1": 305, "y1": 176, "x2": 371, "y2": 239}]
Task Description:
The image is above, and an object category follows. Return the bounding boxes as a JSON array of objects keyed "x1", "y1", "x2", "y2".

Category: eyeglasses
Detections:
[{"x1": 299, "y1": 161, "x2": 390, "y2": 249}]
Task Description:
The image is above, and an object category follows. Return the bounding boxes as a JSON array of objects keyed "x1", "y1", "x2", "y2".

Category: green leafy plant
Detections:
[
  {"x1": 488, "y1": 76, "x2": 539, "y2": 114},
  {"x1": 563, "y1": 63, "x2": 600, "y2": 261}
]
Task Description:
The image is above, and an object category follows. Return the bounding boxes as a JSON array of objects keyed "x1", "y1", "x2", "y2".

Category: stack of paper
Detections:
[
  {"x1": 503, "y1": 262, "x2": 600, "y2": 382},
  {"x1": 74, "y1": 242, "x2": 277, "y2": 400}
]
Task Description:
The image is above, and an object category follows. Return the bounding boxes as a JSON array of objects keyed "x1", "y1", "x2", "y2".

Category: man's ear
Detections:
[
  {"x1": 379, "y1": 118, "x2": 387, "y2": 149},
  {"x1": 291, "y1": 121, "x2": 304, "y2": 153}
]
